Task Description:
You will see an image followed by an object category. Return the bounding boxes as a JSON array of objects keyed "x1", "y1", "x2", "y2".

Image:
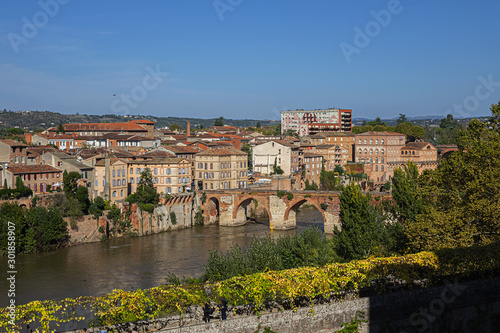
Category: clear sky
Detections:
[{"x1": 1, "y1": 0, "x2": 499, "y2": 120}]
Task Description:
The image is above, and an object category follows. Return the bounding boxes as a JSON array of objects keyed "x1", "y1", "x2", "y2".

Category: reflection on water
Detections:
[{"x1": 0, "y1": 206, "x2": 324, "y2": 307}]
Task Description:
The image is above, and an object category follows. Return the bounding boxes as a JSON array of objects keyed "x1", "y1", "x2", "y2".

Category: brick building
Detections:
[
  {"x1": 195, "y1": 148, "x2": 248, "y2": 190},
  {"x1": 2, "y1": 164, "x2": 62, "y2": 193}
]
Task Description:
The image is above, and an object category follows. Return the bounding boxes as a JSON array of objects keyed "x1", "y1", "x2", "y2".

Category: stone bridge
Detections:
[{"x1": 199, "y1": 190, "x2": 342, "y2": 234}]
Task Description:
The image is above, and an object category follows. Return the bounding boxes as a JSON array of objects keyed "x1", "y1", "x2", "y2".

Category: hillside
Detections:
[{"x1": 0, "y1": 109, "x2": 280, "y2": 131}]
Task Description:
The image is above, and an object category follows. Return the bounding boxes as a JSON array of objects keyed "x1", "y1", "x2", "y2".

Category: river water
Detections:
[{"x1": 1, "y1": 206, "x2": 324, "y2": 307}]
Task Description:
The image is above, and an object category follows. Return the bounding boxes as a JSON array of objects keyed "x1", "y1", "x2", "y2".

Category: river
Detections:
[{"x1": 0, "y1": 206, "x2": 324, "y2": 308}]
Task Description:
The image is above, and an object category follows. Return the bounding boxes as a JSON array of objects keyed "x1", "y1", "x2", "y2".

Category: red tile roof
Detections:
[
  {"x1": 0, "y1": 139, "x2": 28, "y2": 147},
  {"x1": 8, "y1": 164, "x2": 62, "y2": 174}
]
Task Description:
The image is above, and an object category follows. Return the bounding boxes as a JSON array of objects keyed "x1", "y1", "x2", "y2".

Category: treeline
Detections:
[{"x1": 188, "y1": 103, "x2": 500, "y2": 283}]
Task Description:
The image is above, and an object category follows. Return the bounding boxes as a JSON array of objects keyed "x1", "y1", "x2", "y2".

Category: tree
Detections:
[
  {"x1": 406, "y1": 102, "x2": 500, "y2": 251},
  {"x1": 394, "y1": 122, "x2": 412, "y2": 137},
  {"x1": 383, "y1": 163, "x2": 426, "y2": 254},
  {"x1": 63, "y1": 171, "x2": 81, "y2": 197},
  {"x1": 256, "y1": 121, "x2": 261, "y2": 128},
  {"x1": 214, "y1": 117, "x2": 224, "y2": 126},
  {"x1": 408, "y1": 126, "x2": 426, "y2": 142},
  {"x1": 373, "y1": 125, "x2": 387, "y2": 132},
  {"x1": 7, "y1": 127, "x2": 24, "y2": 135},
  {"x1": 368, "y1": 117, "x2": 386, "y2": 127},
  {"x1": 397, "y1": 114, "x2": 408, "y2": 124},
  {"x1": 334, "y1": 185, "x2": 390, "y2": 261},
  {"x1": 56, "y1": 123, "x2": 65, "y2": 134},
  {"x1": 169, "y1": 123, "x2": 183, "y2": 132},
  {"x1": 75, "y1": 186, "x2": 90, "y2": 214},
  {"x1": 25, "y1": 206, "x2": 68, "y2": 252},
  {"x1": 128, "y1": 168, "x2": 159, "y2": 205}
]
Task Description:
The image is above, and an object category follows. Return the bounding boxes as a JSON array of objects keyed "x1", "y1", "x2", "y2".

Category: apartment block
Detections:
[{"x1": 195, "y1": 148, "x2": 248, "y2": 190}]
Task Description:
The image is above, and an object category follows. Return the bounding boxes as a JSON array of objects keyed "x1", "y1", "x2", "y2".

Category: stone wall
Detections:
[{"x1": 61, "y1": 276, "x2": 500, "y2": 333}]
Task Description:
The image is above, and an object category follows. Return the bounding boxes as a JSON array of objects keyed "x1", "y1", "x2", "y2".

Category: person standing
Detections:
[
  {"x1": 220, "y1": 298, "x2": 228, "y2": 320},
  {"x1": 203, "y1": 302, "x2": 211, "y2": 323}
]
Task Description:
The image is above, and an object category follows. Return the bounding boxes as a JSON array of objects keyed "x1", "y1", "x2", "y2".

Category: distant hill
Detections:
[{"x1": 0, "y1": 110, "x2": 280, "y2": 131}]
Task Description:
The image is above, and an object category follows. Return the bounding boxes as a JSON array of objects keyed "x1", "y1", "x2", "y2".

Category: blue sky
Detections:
[{"x1": 1, "y1": 0, "x2": 499, "y2": 120}]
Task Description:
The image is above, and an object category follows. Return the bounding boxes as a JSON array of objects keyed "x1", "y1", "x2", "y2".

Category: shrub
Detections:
[
  {"x1": 287, "y1": 193, "x2": 294, "y2": 201},
  {"x1": 170, "y1": 212, "x2": 177, "y2": 225},
  {"x1": 320, "y1": 203, "x2": 328, "y2": 210},
  {"x1": 140, "y1": 203, "x2": 155, "y2": 213},
  {"x1": 277, "y1": 191, "x2": 286, "y2": 199}
]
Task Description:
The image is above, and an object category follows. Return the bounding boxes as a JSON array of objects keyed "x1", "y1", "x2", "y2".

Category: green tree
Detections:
[
  {"x1": 56, "y1": 123, "x2": 65, "y2": 134},
  {"x1": 25, "y1": 206, "x2": 68, "y2": 252},
  {"x1": 63, "y1": 171, "x2": 81, "y2": 197},
  {"x1": 406, "y1": 103, "x2": 500, "y2": 251},
  {"x1": 75, "y1": 186, "x2": 90, "y2": 214},
  {"x1": 7, "y1": 127, "x2": 24, "y2": 135},
  {"x1": 127, "y1": 168, "x2": 159, "y2": 205},
  {"x1": 397, "y1": 113, "x2": 408, "y2": 124},
  {"x1": 169, "y1": 123, "x2": 183, "y2": 132},
  {"x1": 383, "y1": 163, "x2": 425, "y2": 253},
  {"x1": 214, "y1": 117, "x2": 224, "y2": 126},
  {"x1": 408, "y1": 126, "x2": 426, "y2": 142},
  {"x1": 256, "y1": 121, "x2": 261, "y2": 128},
  {"x1": 394, "y1": 122, "x2": 412, "y2": 137},
  {"x1": 334, "y1": 185, "x2": 390, "y2": 261}
]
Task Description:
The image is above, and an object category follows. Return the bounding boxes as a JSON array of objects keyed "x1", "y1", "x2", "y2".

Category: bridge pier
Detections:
[
  {"x1": 323, "y1": 211, "x2": 340, "y2": 234},
  {"x1": 269, "y1": 196, "x2": 296, "y2": 230}
]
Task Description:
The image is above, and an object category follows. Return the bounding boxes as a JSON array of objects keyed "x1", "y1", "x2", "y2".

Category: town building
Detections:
[
  {"x1": 0, "y1": 139, "x2": 28, "y2": 165},
  {"x1": 389, "y1": 142, "x2": 439, "y2": 174},
  {"x1": 354, "y1": 132, "x2": 406, "y2": 183},
  {"x1": 2, "y1": 164, "x2": 62, "y2": 193},
  {"x1": 302, "y1": 153, "x2": 323, "y2": 186},
  {"x1": 93, "y1": 158, "x2": 129, "y2": 202},
  {"x1": 281, "y1": 108, "x2": 352, "y2": 136},
  {"x1": 128, "y1": 158, "x2": 192, "y2": 195},
  {"x1": 195, "y1": 148, "x2": 248, "y2": 190},
  {"x1": 252, "y1": 140, "x2": 300, "y2": 176},
  {"x1": 46, "y1": 119, "x2": 155, "y2": 137}
]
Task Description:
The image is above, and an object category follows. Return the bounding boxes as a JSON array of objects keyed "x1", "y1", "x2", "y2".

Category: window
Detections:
[
  {"x1": 370, "y1": 139, "x2": 373, "y2": 144},
  {"x1": 130, "y1": 168, "x2": 133, "y2": 174},
  {"x1": 102, "y1": 180, "x2": 105, "y2": 186},
  {"x1": 113, "y1": 170, "x2": 115, "y2": 177},
  {"x1": 112, "y1": 191, "x2": 116, "y2": 197},
  {"x1": 376, "y1": 139, "x2": 378, "y2": 144},
  {"x1": 121, "y1": 190, "x2": 123, "y2": 197},
  {"x1": 154, "y1": 168, "x2": 157, "y2": 175}
]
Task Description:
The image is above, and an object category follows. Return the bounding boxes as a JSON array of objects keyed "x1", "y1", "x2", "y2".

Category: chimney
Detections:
[{"x1": 186, "y1": 121, "x2": 191, "y2": 137}]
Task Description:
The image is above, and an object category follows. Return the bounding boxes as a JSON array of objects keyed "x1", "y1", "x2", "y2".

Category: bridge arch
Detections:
[
  {"x1": 232, "y1": 196, "x2": 271, "y2": 224},
  {"x1": 284, "y1": 197, "x2": 326, "y2": 225},
  {"x1": 204, "y1": 196, "x2": 220, "y2": 224}
]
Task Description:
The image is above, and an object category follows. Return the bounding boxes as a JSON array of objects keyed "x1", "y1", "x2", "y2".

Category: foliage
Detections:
[
  {"x1": 75, "y1": 186, "x2": 90, "y2": 214},
  {"x1": 56, "y1": 123, "x2": 65, "y2": 134},
  {"x1": 334, "y1": 185, "x2": 392, "y2": 261},
  {"x1": 320, "y1": 203, "x2": 328, "y2": 210},
  {"x1": 270, "y1": 158, "x2": 284, "y2": 175},
  {"x1": 107, "y1": 205, "x2": 121, "y2": 225},
  {"x1": 169, "y1": 123, "x2": 183, "y2": 132},
  {"x1": 406, "y1": 103, "x2": 500, "y2": 252},
  {"x1": 286, "y1": 193, "x2": 294, "y2": 201},
  {"x1": 195, "y1": 207, "x2": 204, "y2": 225},
  {"x1": 383, "y1": 162, "x2": 426, "y2": 254},
  {"x1": 0, "y1": 203, "x2": 68, "y2": 255},
  {"x1": 62, "y1": 171, "x2": 81, "y2": 198},
  {"x1": 214, "y1": 116, "x2": 224, "y2": 126},
  {"x1": 201, "y1": 226, "x2": 338, "y2": 282},
  {"x1": 336, "y1": 312, "x2": 366, "y2": 333},
  {"x1": 170, "y1": 211, "x2": 177, "y2": 225},
  {"x1": 277, "y1": 191, "x2": 286, "y2": 199},
  {"x1": 140, "y1": 203, "x2": 155, "y2": 213},
  {"x1": 320, "y1": 162, "x2": 339, "y2": 191},
  {"x1": 127, "y1": 168, "x2": 159, "y2": 205},
  {"x1": 304, "y1": 180, "x2": 318, "y2": 191},
  {"x1": 89, "y1": 196, "x2": 105, "y2": 219},
  {"x1": 3, "y1": 243, "x2": 500, "y2": 330},
  {"x1": 200, "y1": 192, "x2": 207, "y2": 204}
]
